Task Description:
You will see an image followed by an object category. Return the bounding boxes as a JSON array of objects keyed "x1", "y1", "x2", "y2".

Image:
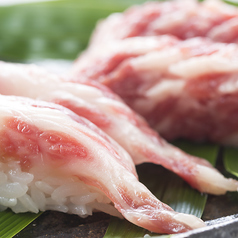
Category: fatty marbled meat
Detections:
[
  {"x1": 71, "y1": 35, "x2": 238, "y2": 147},
  {"x1": 88, "y1": 0, "x2": 238, "y2": 46},
  {"x1": 0, "y1": 94, "x2": 206, "y2": 234},
  {"x1": 0, "y1": 61, "x2": 237, "y2": 195}
]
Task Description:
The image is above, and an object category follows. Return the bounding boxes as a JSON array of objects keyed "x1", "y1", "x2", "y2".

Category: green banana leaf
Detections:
[
  {"x1": 0, "y1": 210, "x2": 42, "y2": 238},
  {"x1": 0, "y1": 0, "x2": 149, "y2": 62},
  {"x1": 224, "y1": 147, "x2": 238, "y2": 178},
  {"x1": 224, "y1": 0, "x2": 238, "y2": 6}
]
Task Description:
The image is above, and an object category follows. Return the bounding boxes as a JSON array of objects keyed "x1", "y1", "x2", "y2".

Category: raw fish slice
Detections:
[
  {"x1": 71, "y1": 35, "x2": 238, "y2": 146},
  {"x1": 1, "y1": 61, "x2": 238, "y2": 195},
  {"x1": 88, "y1": 0, "x2": 238, "y2": 46},
  {"x1": 0, "y1": 95, "x2": 206, "y2": 234}
]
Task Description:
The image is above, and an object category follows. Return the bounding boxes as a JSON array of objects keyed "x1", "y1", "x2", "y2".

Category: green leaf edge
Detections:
[
  {"x1": 223, "y1": 147, "x2": 238, "y2": 178},
  {"x1": 0, "y1": 210, "x2": 42, "y2": 238}
]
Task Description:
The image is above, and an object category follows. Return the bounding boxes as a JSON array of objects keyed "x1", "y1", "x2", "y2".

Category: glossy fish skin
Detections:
[
  {"x1": 0, "y1": 95, "x2": 206, "y2": 234},
  {"x1": 0, "y1": 61, "x2": 238, "y2": 195}
]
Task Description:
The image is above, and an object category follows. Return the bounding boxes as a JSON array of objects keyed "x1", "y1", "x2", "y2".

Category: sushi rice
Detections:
[{"x1": 0, "y1": 161, "x2": 121, "y2": 218}]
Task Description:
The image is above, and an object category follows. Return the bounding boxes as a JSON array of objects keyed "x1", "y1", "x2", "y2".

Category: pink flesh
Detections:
[
  {"x1": 88, "y1": 0, "x2": 238, "y2": 46},
  {"x1": 53, "y1": 98, "x2": 111, "y2": 128},
  {"x1": 0, "y1": 61, "x2": 237, "y2": 195},
  {"x1": 0, "y1": 117, "x2": 88, "y2": 170},
  {"x1": 0, "y1": 95, "x2": 203, "y2": 234},
  {"x1": 154, "y1": 74, "x2": 238, "y2": 143},
  {"x1": 0, "y1": 60, "x2": 224, "y2": 194},
  {"x1": 71, "y1": 0, "x2": 238, "y2": 144},
  {"x1": 72, "y1": 34, "x2": 238, "y2": 145}
]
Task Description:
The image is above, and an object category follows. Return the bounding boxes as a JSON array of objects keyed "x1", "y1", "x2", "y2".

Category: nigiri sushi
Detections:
[
  {"x1": 0, "y1": 61, "x2": 237, "y2": 195},
  {"x1": 0, "y1": 94, "x2": 206, "y2": 234}
]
